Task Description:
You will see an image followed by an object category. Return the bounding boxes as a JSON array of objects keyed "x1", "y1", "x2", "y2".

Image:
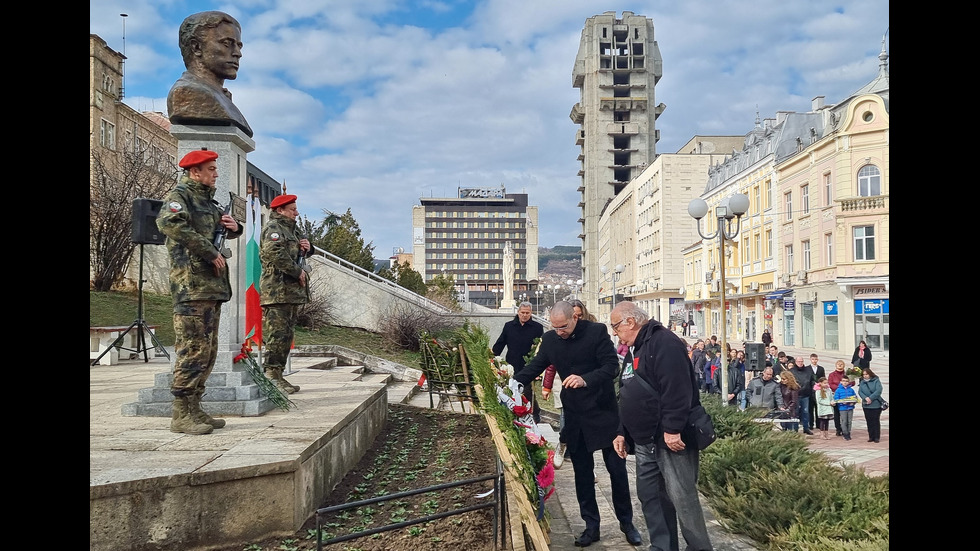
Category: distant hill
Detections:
[{"x1": 538, "y1": 246, "x2": 580, "y2": 270}]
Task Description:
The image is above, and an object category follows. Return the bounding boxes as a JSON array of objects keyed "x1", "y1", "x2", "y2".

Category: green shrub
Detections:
[{"x1": 696, "y1": 395, "x2": 888, "y2": 549}]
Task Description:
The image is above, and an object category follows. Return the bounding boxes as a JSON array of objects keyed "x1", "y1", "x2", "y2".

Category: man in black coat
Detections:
[
  {"x1": 806, "y1": 353, "x2": 826, "y2": 431},
  {"x1": 493, "y1": 302, "x2": 544, "y2": 422},
  {"x1": 789, "y1": 356, "x2": 816, "y2": 435},
  {"x1": 513, "y1": 301, "x2": 641, "y2": 547}
]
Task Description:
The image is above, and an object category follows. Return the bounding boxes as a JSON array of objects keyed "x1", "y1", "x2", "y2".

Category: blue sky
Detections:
[{"x1": 90, "y1": 1, "x2": 889, "y2": 255}]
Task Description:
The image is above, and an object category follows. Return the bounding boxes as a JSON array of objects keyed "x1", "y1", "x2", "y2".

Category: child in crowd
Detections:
[
  {"x1": 832, "y1": 376, "x2": 859, "y2": 441},
  {"x1": 814, "y1": 377, "x2": 834, "y2": 440}
]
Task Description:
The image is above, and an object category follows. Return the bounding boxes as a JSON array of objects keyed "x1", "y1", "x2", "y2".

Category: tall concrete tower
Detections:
[{"x1": 570, "y1": 11, "x2": 664, "y2": 312}]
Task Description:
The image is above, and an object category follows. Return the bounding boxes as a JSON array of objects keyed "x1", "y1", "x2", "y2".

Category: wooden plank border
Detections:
[{"x1": 482, "y1": 410, "x2": 551, "y2": 551}]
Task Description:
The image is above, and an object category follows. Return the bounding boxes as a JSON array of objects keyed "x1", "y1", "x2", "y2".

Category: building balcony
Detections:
[
  {"x1": 575, "y1": 130, "x2": 584, "y2": 145},
  {"x1": 569, "y1": 103, "x2": 584, "y2": 124},
  {"x1": 838, "y1": 195, "x2": 888, "y2": 212}
]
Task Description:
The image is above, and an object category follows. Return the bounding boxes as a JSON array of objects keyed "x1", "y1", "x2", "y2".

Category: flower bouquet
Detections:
[
  {"x1": 233, "y1": 341, "x2": 294, "y2": 411},
  {"x1": 497, "y1": 378, "x2": 557, "y2": 511}
]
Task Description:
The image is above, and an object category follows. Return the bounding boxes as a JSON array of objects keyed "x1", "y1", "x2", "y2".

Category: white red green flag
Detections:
[{"x1": 245, "y1": 191, "x2": 262, "y2": 346}]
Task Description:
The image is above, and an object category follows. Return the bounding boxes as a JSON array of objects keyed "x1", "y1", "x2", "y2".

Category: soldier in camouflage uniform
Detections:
[
  {"x1": 156, "y1": 149, "x2": 243, "y2": 435},
  {"x1": 259, "y1": 194, "x2": 312, "y2": 394}
]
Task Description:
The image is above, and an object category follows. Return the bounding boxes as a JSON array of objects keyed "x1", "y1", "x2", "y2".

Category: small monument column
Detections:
[{"x1": 500, "y1": 241, "x2": 516, "y2": 310}]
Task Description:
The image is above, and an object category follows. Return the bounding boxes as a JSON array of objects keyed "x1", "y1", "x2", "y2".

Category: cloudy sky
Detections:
[{"x1": 90, "y1": 1, "x2": 889, "y2": 256}]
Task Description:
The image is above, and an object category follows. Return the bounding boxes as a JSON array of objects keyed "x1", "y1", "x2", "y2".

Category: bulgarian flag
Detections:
[{"x1": 244, "y1": 191, "x2": 262, "y2": 347}]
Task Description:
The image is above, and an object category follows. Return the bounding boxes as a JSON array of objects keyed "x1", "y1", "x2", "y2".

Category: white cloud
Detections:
[{"x1": 93, "y1": 0, "x2": 889, "y2": 252}]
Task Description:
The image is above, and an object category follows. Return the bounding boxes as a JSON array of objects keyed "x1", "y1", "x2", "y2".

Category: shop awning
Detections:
[{"x1": 764, "y1": 289, "x2": 793, "y2": 300}]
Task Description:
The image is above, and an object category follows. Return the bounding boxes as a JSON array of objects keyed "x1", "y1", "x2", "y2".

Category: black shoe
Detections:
[
  {"x1": 803, "y1": 430, "x2": 814, "y2": 435},
  {"x1": 867, "y1": 439, "x2": 874, "y2": 442},
  {"x1": 574, "y1": 529, "x2": 600, "y2": 547},
  {"x1": 620, "y1": 522, "x2": 642, "y2": 546},
  {"x1": 836, "y1": 430, "x2": 842, "y2": 436},
  {"x1": 874, "y1": 439, "x2": 880, "y2": 443}
]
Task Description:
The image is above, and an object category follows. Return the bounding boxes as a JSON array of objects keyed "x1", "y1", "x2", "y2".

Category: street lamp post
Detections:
[
  {"x1": 566, "y1": 278, "x2": 584, "y2": 300},
  {"x1": 688, "y1": 193, "x2": 749, "y2": 407},
  {"x1": 491, "y1": 288, "x2": 500, "y2": 309},
  {"x1": 534, "y1": 290, "x2": 543, "y2": 314},
  {"x1": 549, "y1": 284, "x2": 561, "y2": 305},
  {"x1": 600, "y1": 264, "x2": 624, "y2": 308}
]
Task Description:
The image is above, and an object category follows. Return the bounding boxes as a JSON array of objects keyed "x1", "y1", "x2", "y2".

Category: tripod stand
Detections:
[{"x1": 91, "y1": 244, "x2": 171, "y2": 366}]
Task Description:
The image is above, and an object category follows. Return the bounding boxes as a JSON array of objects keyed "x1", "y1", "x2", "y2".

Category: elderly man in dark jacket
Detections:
[
  {"x1": 610, "y1": 302, "x2": 714, "y2": 551},
  {"x1": 513, "y1": 301, "x2": 641, "y2": 548}
]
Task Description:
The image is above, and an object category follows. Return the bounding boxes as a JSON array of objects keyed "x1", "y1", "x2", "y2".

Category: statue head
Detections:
[{"x1": 177, "y1": 11, "x2": 243, "y2": 83}]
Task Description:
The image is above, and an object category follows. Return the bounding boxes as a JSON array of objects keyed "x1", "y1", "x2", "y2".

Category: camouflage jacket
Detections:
[
  {"x1": 259, "y1": 211, "x2": 312, "y2": 305},
  {"x1": 156, "y1": 175, "x2": 242, "y2": 305}
]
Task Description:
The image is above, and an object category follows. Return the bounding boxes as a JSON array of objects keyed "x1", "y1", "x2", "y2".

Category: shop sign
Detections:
[{"x1": 783, "y1": 299, "x2": 795, "y2": 311}]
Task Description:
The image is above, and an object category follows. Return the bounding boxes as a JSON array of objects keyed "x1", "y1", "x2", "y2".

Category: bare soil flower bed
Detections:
[{"x1": 215, "y1": 403, "x2": 500, "y2": 551}]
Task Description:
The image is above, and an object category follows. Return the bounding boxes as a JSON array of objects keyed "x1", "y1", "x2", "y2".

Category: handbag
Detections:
[
  {"x1": 627, "y1": 367, "x2": 717, "y2": 451},
  {"x1": 880, "y1": 400, "x2": 889, "y2": 411},
  {"x1": 686, "y1": 403, "x2": 717, "y2": 450}
]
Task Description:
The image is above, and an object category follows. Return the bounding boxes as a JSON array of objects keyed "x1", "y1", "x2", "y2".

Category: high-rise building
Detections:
[
  {"x1": 571, "y1": 11, "x2": 664, "y2": 309},
  {"x1": 412, "y1": 188, "x2": 539, "y2": 308}
]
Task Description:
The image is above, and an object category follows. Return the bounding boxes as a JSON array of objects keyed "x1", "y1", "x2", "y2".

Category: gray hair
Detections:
[
  {"x1": 612, "y1": 301, "x2": 649, "y2": 325},
  {"x1": 519, "y1": 301, "x2": 533, "y2": 310}
]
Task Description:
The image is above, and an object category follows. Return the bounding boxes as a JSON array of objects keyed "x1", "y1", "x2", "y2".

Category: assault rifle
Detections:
[
  {"x1": 298, "y1": 233, "x2": 312, "y2": 300},
  {"x1": 212, "y1": 200, "x2": 233, "y2": 260}
]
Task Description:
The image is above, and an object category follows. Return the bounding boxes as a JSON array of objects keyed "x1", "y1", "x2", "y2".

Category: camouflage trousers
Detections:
[
  {"x1": 262, "y1": 303, "x2": 299, "y2": 370},
  {"x1": 171, "y1": 300, "x2": 222, "y2": 397}
]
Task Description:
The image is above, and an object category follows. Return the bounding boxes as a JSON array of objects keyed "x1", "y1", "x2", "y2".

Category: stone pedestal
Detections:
[{"x1": 123, "y1": 124, "x2": 276, "y2": 417}]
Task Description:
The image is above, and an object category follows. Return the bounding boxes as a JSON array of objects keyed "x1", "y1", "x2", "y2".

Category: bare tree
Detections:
[{"x1": 90, "y1": 139, "x2": 179, "y2": 291}]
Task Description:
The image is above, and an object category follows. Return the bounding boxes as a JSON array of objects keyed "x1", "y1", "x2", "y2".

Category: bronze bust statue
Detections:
[{"x1": 167, "y1": 11, "x2": 253, "y2": 137}]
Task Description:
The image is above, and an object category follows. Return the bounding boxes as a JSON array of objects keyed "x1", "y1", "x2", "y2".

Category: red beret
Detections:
[
  {"x1": 178, "y1": 149, "x2": 219, "y2": 169},
  {"x1": 270, "y1": 194, "x2": 297, "y2": 209}
]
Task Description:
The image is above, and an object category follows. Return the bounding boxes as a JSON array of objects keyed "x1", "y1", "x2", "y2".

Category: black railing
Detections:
[{"x1": 315, "y1": 457, "x2": 505, "y2": 550}]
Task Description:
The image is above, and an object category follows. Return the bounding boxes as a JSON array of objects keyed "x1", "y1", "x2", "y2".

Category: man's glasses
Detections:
[
  {"x1": 553, "y1": 322, "x2": 570, "y2": 331},
  {"x1": 611, "y1": 318, "x2": 629, "y2": 331}
]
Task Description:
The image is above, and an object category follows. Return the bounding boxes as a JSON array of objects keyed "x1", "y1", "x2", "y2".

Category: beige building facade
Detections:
[
  {"x1": 681, "y1": 43, "x2": 889, "y2": 355},
  {"x1": 594, "y1": 138, "x2": 739, "y2": 324}
]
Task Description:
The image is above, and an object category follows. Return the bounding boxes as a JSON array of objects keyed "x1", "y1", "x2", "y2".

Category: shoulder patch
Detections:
[
  {"x1": 168, "y1": 201, "x2": 183, "y2": 213},
  {"x1": 269, "y1": 232, "x2": 280, "y2": 241}
]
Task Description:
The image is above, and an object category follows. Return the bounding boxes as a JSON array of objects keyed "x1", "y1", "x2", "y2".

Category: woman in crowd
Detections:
[
  {"x1": 851, "y1": 340, "x2": 872, "y2": 369},
  {"x1": 827, "y1": 360, "x2": 847, "y2": 436},
  {"x1": 778, "y1": 370, "x2": 800, "y2": 432},
  {"x1": 857, "y1": 367, "x2": 884, "y2": 443}
]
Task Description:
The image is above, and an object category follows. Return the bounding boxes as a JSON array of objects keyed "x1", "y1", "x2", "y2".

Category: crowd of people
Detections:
[
  {"x1": 684, "y1": 335, "x2": 886, "y2": 443},
  {"x1": 496, "y1": 304, "x2": 886, "y2": 549}
]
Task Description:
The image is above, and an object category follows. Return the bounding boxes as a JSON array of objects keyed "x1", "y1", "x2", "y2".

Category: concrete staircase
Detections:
[{"x1": 287, "y1": 348, "x2": 422, "y2": 408}]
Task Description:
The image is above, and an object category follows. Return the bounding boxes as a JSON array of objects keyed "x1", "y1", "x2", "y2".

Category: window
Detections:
[
  {"x1": 854, "y1": 225, "x2": 875, "y2": 261},
  {"x1": 802, "y1": 240, "x2": 811, "y2": 270},
  {"x1": 765, "y1": 229, "x2": 772, "y2": 258},
  {"x1": 824, "y1": 173, "x2": 832, "y2": 205},
  {"x1": 823, "y1": 301, "x2": 840, "y2": 351},
  {"x1": 785, "y1": 245, "x2": 794, "y2": 272},
  {"x1": 801, "y1": 184, "x2": 810, "y2": 214},
  {"x1": 754, "y1": 233, "x2": 761, "y2": 261},
  {"x1": 858, "y1": 165, "x2": 881, "y2": 197},
  {"x1": 742, "y1": 237, "x2": 749, "y2": 263},
  {"x1": 100, "y1": 119, "x2": 115, "y2": 149},
  {"x1": 754, "y1": 185, "x2": 761, "y2": 214},
  {"x1": 765, "y1": 180, "x2": 772, "y2": 209},
  {"x1": 825, "y1": 233, "x2": 834, "y2": 266},
  {"x1": 784, "y1": 192, "x2": 792, "y2": 221}
]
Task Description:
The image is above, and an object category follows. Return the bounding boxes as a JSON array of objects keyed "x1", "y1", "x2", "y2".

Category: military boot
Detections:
[
  {"x1": 188, "y1": 392, "x2": 226, "y2": 429},
  {"x1": 280, "y1": 368, "x2": 301, "y2": 394},
  {"x1": 170, "y1": 397, "x2": 213, "y2": 435},
  {"x1": 265, "y1": 367, "x2": 298, "y2": 395}
]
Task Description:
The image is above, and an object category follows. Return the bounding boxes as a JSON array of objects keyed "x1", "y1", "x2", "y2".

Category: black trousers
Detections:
[
  {"x1": 568, "y1": 442, "x2": 633, "y2": 531},
  {"x1": 863, "y1": 407, "x2": 882, "y2": 441},
  {"x1": 833, "y1": 404, "x2": 841, "y2": 434}
]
